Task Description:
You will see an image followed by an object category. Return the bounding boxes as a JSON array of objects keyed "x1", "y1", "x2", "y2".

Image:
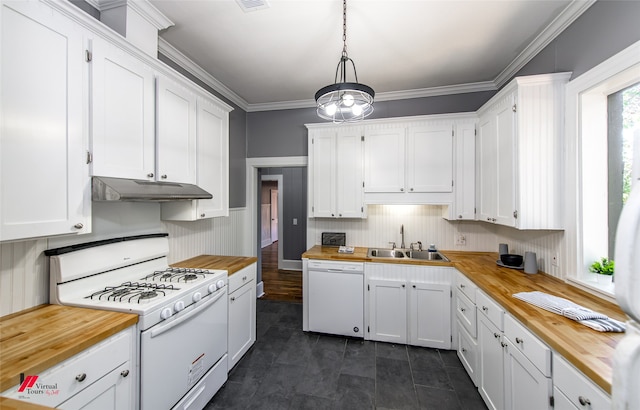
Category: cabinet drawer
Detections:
[
  {"x1": 476, "y1": 290, "x2": 504, "y2": 331},
  {"x1": 455, "y1": 292, "x2": 477, "y2": 337},
  {"x1": 455, "y1": 271, "x2": 477, "y2": 303},
  {"x1": 229, "y1": 264, "x2": 256, "y2": 293},
  {"x1": 504, "y1": 314, "x2": 551, "y2": 377},
  {"x1": 456, "y1": 320, "x2": 478, "y2": 387},
  {"x1": 3, "y1": 328, "x2": 132, "y2": 407},
  {"x1": 554, "y1": 355, "x2": 610, "y2": 409}
]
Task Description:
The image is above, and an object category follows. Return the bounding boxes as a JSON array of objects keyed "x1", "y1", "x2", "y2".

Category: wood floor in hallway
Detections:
[{"x1": 260, "y1": 241, "x2": 302, "y2": 303}]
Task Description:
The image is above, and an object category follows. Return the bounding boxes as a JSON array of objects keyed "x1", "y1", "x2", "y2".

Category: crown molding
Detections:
[
  {"x1": 158, "y1": 38, "x2": 249, "y2": 110},
  {"x1": 86, "y1": 0, "x2": 174, "y2": 30},
  {"x1": 493, "y1": 0, "x2": 596, "y2": 88}
]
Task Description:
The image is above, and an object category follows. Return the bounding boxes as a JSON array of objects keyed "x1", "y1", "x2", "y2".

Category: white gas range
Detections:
[{"x1": 47, "y1": 234, "x2": 228, "y2": 410}]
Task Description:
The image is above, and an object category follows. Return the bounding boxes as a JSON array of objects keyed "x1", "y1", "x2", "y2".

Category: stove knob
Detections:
[
  {"x1": 207, "y1": 283, "x2": 217, "y2": 294},
  {"x1": 160, "y1": 307, "x2": 173, "y2": 320},
  {"x1": 174, "y1": 300, "x2": 185, "y2": 312},
  {"x1": 216, "y1": 280, "x2": 226, "y2": 290},
  {"x1": 192, "y1": 292, "x2": 202, "y2": 303}
]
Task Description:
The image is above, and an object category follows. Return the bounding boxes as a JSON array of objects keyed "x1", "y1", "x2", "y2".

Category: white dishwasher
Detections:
[{"x1": 307, "y1": 260, "x2": 364, "y2": 338}]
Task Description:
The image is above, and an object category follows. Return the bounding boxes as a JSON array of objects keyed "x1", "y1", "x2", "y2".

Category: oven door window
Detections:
[{"x1": 140, "y1": 291, "x2": 227, "y2": 410}]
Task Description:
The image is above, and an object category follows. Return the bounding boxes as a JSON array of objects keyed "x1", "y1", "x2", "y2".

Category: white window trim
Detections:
[{"x1": 564, "y1": 39, "x2": 640, "y2": 301}]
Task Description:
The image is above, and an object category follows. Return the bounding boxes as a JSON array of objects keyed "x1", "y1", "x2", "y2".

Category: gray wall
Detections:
[{"x1": 260, "y1": 167, "x2": 308, "y2": 261}]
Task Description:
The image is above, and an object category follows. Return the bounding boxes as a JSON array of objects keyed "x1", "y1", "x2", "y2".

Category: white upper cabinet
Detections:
[
  {"x1": 477, "y1": 72, "x2": 571, "y2": 230},
  {"x1": 451, "y1": 121, "x2": 477, "y2": 220},
  {"x1": 0, "y1": 1, "x2": 90, "y2": 241},
  {"x1": 155, "y1": 75, "x2": 198, "y2": 184},
  {"x1": 307, "y1": 125, "x2": 365, "y2": 218},
  {"x1": 406, "y1": 124, "x2": 454, "y2": 193},
  {"x1": 90, "y1": 36, "x2": 155, "y2": 180},
  {"x1": 161, "y1": 94, "x2": 231, "y2": 220},
  {"x1": 363, "y1": 127, "x2": 405, "y2": 193}
]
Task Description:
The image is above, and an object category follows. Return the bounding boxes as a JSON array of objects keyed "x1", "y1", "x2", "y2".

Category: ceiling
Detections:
[{"x1": 149, "y1": 0, "x2": 593, "y2": 111}]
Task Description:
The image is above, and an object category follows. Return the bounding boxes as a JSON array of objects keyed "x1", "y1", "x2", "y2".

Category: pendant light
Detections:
[{"x1": 315, "y1": 0, "x2": 374, "y2": 123}]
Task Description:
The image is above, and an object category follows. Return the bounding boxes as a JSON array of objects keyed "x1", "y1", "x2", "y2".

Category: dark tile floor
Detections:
[{"x1": 206, "y1": 299, "x2": 487, "y2": 410}]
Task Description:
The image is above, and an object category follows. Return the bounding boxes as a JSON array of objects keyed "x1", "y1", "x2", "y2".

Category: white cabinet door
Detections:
[
  {"x1": 336, "y1": 128, "x2": 364, "y2": 218},
  {"x1": 408, "y1": 282, "x2": 451, "y2": 349},
  {"x1": 228, "y1": 280, "x2": 256, "y2": 371},
  {"x1": 478, "y1": 313, "x2": 505, "y2": 410},
  {"x1": 503, "y1": 337, "x2": 552, "y2": 410},
  {"x1": 477, "y1": 112, "x2": 497, "y2": 224},
  {"x1": 494, "y1": 93, "x2": 516, "y2": 227},
  {"x1": 368, "y1": 278, "x2": 407, "y2": 344},
  {"x1": 310, "y1": 130, "x2": 336, "y2": 217},
  {"x1": 90, "y1": 36, "x2": 155, "y2": 180},
  {"x1": 0, "y1": 1, "x2": 89, "y2": 241},
  {"x1": 161, "y1": 95, "x2": 230, "y2": 220},
  {"x1": 457, "y1": 320, "x2": 479, "y2": 387},
  {"x1": 156, "y1": 75, "x2": 197, "y2": 184},
  {"x1": 452, "y1": 121, "x2": 476, "y2": 220},
  {"x1": 363, "y1": 127, "x2": 405, "y2": 193},
  {"x1": 406, "y1": 125, "x2": 453, "y2": 193},
  {"x1": 59, "y1": 362, "x2": 132, "y2": 410}
]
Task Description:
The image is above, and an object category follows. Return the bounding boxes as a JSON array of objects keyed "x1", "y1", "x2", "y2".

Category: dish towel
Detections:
[{"x1": 512, "y1": 291, "x2": 626, "y2": 332}]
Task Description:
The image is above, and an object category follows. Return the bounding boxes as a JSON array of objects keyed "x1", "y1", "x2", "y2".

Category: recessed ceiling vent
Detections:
[{"x1": 236, "y1": 0, "x2": 270, "y2": 13}]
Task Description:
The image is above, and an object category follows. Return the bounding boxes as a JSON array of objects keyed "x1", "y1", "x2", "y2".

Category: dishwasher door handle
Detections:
[{"x1": 326, "y1": 269, "x2": 344, "y2": 273}]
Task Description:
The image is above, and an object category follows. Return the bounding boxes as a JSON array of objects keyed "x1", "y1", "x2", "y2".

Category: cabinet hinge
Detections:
[
  {"x1": 451, "y1": 335, "x2": 453, "y2": 342},
  {"x1": 361, "y1": 206, "x2": 364, "y2": 212},
  {"x1": 361, "y1": 135, "x2": 365, "y2": 142},
  {"x1": 367, "y1": 326, "x2": 370, "y2": 333},
  {"x1": 512, "y1": 104, "x2": 517, "y2": 113},
  {"x1": 85, "y1": 50, "x2": 92, "y2": 62},
  {"x1": 312, "y1": 206, "x2": 314, "y2": 212},
  {"x1": 450, "y1": 289, "x2": 453, "y2": 298},
  {"x1": 452, "y1": 130, "x2": 454, "y2": 137},
  {"x1": 362, "y1": 181, "x2": 365, "y2": 188},
  {"x1": 86, "y1": 151, "x2": 93, "y2": 164},
  {"x1": 452, "y1": 180, "x2": 454, "y2": 187},
  {"x1": 475, "y1": 128, "x2": 477, "y2": 136},
  {"x1": 311, "y1": 138, "x2": 314, "y2": 144},
  {"x1": 513, "y1": 210, "x2": 518, "y2": 219},
  {"x1": 550, "y1": 395, "x2": 554, "y2": 407},
  {"x1": 367, "y1": 284, "x2": 370, "y2": 291}
]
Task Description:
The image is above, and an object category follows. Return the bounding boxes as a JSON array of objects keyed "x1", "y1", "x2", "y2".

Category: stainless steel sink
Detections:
[
  {"x1": 404, "y1": 250, "x2": 450, "y2": 262},
  {"x1": 368, "y1": 248, "x2": 405, "y2": 258},
  {"x1": 367, "y1": 248, "x2": 449, "y2": 262}
]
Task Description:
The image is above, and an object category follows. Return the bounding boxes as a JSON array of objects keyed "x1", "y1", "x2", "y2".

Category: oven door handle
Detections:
[{"x1": 150, "y1": 290, "x2": 226, "y2": 338}]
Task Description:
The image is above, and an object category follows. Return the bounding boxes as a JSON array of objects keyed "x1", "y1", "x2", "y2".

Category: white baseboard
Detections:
[
  {"x1": 280, "y1": 259, "x2": 302, "y2": 271},
  {"x1": 256, "y1": 281, "x2": 265, "y2": 298}
]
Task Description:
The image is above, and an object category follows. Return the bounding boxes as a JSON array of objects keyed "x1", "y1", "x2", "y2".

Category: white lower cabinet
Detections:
[
  {"x1": 553, "y1": 355, "x2": 611, "y2": 410},
  {"x1": 478, "y1": 311, "x2": 506, "y2": 410},
  {"x1": 365, "y1": 263, "x2": 451, "y2": 349},
  {"x1": 3, "y1": 327, "x2": 135, "y2": 409},
  {"x1": 457, "y1": 319, "x2": 479, "y2": 386},
  {"x1": 227, "y1": 264, "x2": 257, "y2": 371}
]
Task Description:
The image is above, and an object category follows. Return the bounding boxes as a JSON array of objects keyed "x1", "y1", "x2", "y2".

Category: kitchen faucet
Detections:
[{"x1": 400, "y1": 224, "x2": 405, "y2": 249}]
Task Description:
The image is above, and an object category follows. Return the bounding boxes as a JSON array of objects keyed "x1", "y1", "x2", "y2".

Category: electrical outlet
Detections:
[
  {"x1": 456, "y1": 234, "x2": 466, "y2": 246},
  {"x1": 552, "y1": 254, "x2": 559, "y2": 267}
]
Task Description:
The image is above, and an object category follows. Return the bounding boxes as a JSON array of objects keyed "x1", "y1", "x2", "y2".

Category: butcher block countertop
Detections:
[
  {"x1": 0, "y1": 305, "x2": 138, "y2": 393},
  {"x1": 172, "y1": 255, "x2": 257, "y2": 275},
  {"x1": 303, "y1": 245, "x2": 626, "y2": 394}
]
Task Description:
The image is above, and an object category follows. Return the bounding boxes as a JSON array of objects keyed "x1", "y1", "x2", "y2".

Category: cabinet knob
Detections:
[
  {"x1": 578, "y1": 396, "x2": 591, "y2": 406},
  {"x1": 73, "y1": 223, "x2": 84, "y2": 229},
  {"x1": 161, "y1": 174, "x2": 167, "y2": 179},
  {"x1": 331, "y1": 213, "x2": 335, "y2": 217},
  {"x1": 400, "y1": 188, "x2": 404, "y2": 192},
  {"x1": 120, "y1": 370, "x2": 130, "y2": 378},
  {"x1": 501, "y1": 341, "x2": 507, "y2": 347},
  {"x1": 493, "y1": 332, "x2": 500, "y2": 339},
  {"x1": 482, "y1": 306, "x2": 488, "y2": 311},
  {"x1": 515, "y1": 337, "x2": 523, "y2": 344},
  {"x1": 460, "y1": 307, "x2": 466, "y2": 312},
  {"x1": 200, "y1": 213, "x2": 206, "y2": 218},
  {"x1": 243, "y1": 276, "x2": 247, "y2": 281},
  {"x1": 410, "y1": 188, "x2": 414, "y2": 192},
  {"x1": 487, "y1": 217, "x2": 492, "y2": 221},
  {"x1": 461, "y1": 348, "x2": 467, "y2": 353},
  {"x1": 412, "y1": 285, "x2": 416, "y2": 288},
  {"x1": 458, "y1": 215, "x2": 463, "y2": 219},
  {"x1": 460, "y1": 284, "x2": 466, "y2": 288},
  {"x1": 147, "y1": 173, "x2": 154, "y2": 178},
  {"x1": 492, "y1": 218, "x2": 497, "y2": 222},
  {"x1": 75, "y1": 373, "x2": 87, "y2": 382},
  {"x1": 230, "y1": 296, "x2": 236, "y2": 302},
  {"x1": 401, "y1": 284, "x2": 406, "y2": 288},
  {"x1": 339, "y1": 213, "x2": 342, "y2": 217}
]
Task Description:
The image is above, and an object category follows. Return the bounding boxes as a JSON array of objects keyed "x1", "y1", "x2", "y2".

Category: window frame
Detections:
[{"x1": 564, "y1": 39, "x2": 640, "y2": 300}]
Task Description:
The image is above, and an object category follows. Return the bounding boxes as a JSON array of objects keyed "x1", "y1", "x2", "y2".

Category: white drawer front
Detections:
[
  {"x1": 456, "y1": 292, "x2": 477, "y2": 337},
  {"x1": 504, "y1": 314, "x2": 551, "y2": 377},
  {"x1": 554, "y1": 355, "x2": 611, "y2": 410},
  {"x1": 457, "y1": 320, "x2": 478, "y2": 387},
  {"x1": 229, "y1": 264, "x2": 256, "y2": 293},
  {"x1": 455, "y1": 270, "x2": 477, "y2": 303},
  {"x1": 476, "y1": 290, "x2": 504, "y2": 331}
]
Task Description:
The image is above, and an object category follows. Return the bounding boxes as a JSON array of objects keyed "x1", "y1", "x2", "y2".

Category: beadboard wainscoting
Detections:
[
  {"x1": 0, "y1": 239, "x2": 48, "y2": 316},
  {"x1": 163, "y1": 208, "x2": 249, "y2": 263},
  {"x1": 307, "y1": 204, "x2": 564, "y2": 279}
]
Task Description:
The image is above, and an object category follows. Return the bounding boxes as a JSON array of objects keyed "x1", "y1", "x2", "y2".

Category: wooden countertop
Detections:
[
  {"x1": 172, "y1": 255, "x2": 257, "y2": 275},
  {"x1": 0, "y1": 305, "x2": 138, "y2": 393},
  {"x1": 0, "y1": 396, "x2": 54, "y2": 409},
  {"x1": 303, "y1": 246, "x2": 626, "y2": 394}
]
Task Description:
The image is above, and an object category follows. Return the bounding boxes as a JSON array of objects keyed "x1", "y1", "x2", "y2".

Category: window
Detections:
[{"x1": 565, "y1": 40, "x2": 640, "y2": 298}]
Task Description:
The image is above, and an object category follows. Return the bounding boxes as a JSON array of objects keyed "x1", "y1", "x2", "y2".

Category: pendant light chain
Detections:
[{"x1": 342, "y1": 0, "x2": 348, "y2": 58}]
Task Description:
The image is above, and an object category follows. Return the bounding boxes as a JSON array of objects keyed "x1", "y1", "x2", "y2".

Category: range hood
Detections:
[{"x1": 92, "y1": 176, "x2": 212, "y2": 202}]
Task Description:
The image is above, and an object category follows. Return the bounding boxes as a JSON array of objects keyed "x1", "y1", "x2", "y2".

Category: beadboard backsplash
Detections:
[{"x1": 307, "y1": 204, "x2": 564, "y2": 278}]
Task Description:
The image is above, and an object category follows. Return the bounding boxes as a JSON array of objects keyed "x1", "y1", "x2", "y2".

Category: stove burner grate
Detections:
[
  {"x1": 85, "y1": 282, "x2": 180, "y2": 304},
  {"x1": 143, "y1": 267, "x2": 208, "y2": 283}
]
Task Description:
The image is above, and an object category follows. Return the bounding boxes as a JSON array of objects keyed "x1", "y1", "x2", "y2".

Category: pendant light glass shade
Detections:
[{"x1": 315, "y1": 0, "x2": 374, "y2": 123}]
